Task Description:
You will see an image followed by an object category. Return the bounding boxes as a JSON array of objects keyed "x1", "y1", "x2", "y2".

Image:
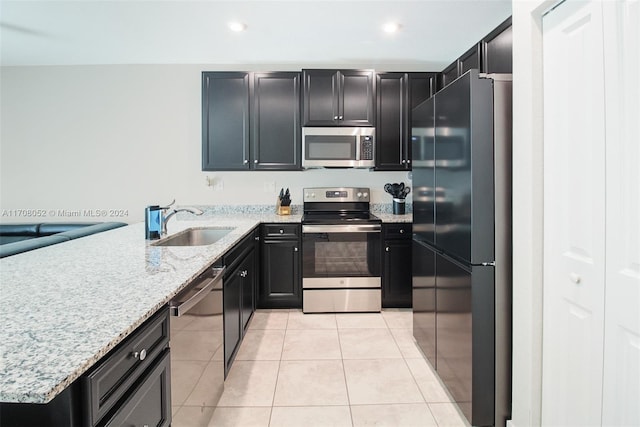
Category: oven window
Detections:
[
  {"x1": 305, "y1": 136, "x2": 356, "y2": 160},
  {"x1": 303, "y1": 232, "x2": 381, "y2": 278}
]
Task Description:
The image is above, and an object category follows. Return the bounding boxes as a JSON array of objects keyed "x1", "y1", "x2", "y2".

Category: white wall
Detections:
[
  {"x1": 510, "y1": 1, "x2": 552, "y2": 426},
  {"x1": 0, "y1": 64, "x2": 412, "y2": 223}
]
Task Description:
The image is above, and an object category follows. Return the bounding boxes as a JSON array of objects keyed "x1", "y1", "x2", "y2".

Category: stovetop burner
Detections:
[
  {"x1": 302, "y1": 187, "x2": 380, "y2": 225},
  {"x1": 302, "y1": 211, "x2": 381, "y2": 224}
]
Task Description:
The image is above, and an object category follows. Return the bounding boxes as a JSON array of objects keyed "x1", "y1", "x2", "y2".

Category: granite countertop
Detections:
[
  {"x1": 0, "y1": 212, "x2": 301, "y2": 404},
  {"x1": 0, "y1": 208, "x2": 407, "y2": 404}
]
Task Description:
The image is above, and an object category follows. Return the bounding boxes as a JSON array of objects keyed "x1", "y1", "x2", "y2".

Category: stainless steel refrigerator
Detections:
[{"x1": 411, "y1": 69, "x2": 512, "y2": 427}]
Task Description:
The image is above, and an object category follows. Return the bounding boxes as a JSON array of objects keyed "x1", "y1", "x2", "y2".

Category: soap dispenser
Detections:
[{"x1": 145, "y1": 205, "x2": 163, "y2": 240}]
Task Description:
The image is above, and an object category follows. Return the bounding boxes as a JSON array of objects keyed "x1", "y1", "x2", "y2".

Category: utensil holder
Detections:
[{"x1": 392, "y1": 198, "x2": 406, "y2": 215}]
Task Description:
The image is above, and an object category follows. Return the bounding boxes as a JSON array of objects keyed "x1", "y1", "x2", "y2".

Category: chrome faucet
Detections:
[{"x1": 161, "y1": 206, "x2": 204, "y2": 235}]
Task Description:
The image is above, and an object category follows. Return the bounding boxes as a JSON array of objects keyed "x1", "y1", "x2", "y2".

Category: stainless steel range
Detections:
[{"x1": 302, "y1": 187, "x2": 382, "y2": 313}]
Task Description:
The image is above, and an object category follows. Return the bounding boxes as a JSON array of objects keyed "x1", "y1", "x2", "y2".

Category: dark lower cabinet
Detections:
[
  {"x1": 0, "y1": 308, "x2": 172, "y2": 427},
  {"x1": 258, "y1": 223, "x2": 301, "y2": 308},
  {"x1": 382, "y1": 223, "x2": 413, "y2": 307},
  {"x1": 102, "y1": 349, "x2": 171, "y2": 427},
  {"x1": 223, "y1": 229, "x2": 258, "y2": 376}
]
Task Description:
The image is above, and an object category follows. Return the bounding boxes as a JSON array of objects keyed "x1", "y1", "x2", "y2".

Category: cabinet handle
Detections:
[
  {"x1": 243, "y1": 159, "x2": 248, "y2": 164},
  {"x1": 338, "y1": 115, "x2": 343, "y2": 120},
  {"x1": 279, "y1": 229, "x2": 284, "y2": 234},
  {"x1": 402, "y1": 160, "x2": 406, "y2": 164},
  {"x1": 294, "y1": 247, "x2": 298, "y2": 252},
  {"x1": 255, "y1": 236, "x2": 260, "y2": 241},
  {"x1": 334, "y1": 115, "x2": 339, "y2": 120},
  {"x1": 254, "y1": 159, "x2": 258, "y2": 164},
  {"x1": 407, "y1": 160, "x2": 411, "y2": 164},
  {"x1": 385, "y1": 247, "x2": 390, "y2": 252},
  {"x1": 400, "y1": 229, "x2": 404, "y2": 234},
  {"x1": 132, "y1": 349, "x2": 147, "y2": 361}
]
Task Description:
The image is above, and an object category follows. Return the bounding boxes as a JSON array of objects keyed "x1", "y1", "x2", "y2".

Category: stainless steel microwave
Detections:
[{"x1": 302, "y1": 127, "x2": 375, "y2": 168}]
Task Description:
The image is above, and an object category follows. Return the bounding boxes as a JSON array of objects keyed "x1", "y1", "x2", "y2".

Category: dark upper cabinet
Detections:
[
  {"x1": 302, "y1": 69, "x2": 375, "y2": 126},
  {"x1": 252, "y1": 72, "x2": 301, "y2": 170},
  {"x1": 482, "y1": 17, "x2": 512, "y2": 74},
  {"x1": 440, "y1": 61, "x2": 459, "y2": 89},
  {"x1": 459, "y1": 43, "x2": 482, "y2": 75},
  {"x1": 202, "y1": 72, "x2": 251, "y2": 171},
  {"x1": 382, "y1": 223, "x2": 413, "y2": 308},
  {"x1": 202, "y1": 71, "x2": 301, "y2": 171},
  {"x1": 375, "y1": 72, "x2": 435, "y2": 170}
]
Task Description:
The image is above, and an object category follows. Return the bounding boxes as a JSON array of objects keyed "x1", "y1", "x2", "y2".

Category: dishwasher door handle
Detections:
[{"x1": 170, "y1": 266, "x2": 225, "y2": 317}]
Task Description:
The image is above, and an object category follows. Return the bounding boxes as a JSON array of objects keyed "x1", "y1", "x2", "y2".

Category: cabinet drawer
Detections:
[
  {"x1": 83, "y1": 308, "x2": 170, "y2": 427},
  {"x1": 100, "y1": 349, "x2": 171, "y2": 427},
  {"x1": 262, "y1": 223, "x2": 299, "y2": 239},
  {"x1": 384, "y1": 224, "x2": 412, "y2": 239}
]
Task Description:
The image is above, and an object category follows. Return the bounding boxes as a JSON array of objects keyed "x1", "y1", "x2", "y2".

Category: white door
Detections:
[
  {"x1": 542, "y1": 1, "x2": 606, "y2": 425},
  {"x1": 601, "y1": 1, "x2": 640, "y2": 425}
]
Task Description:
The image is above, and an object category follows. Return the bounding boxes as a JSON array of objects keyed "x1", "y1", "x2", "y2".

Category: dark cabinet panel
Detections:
[
  {"x1": 223, "y1": 268, "x2": 242, "y2": 376},
  {"x1": 382, "y1": 223, "x2": 412, "y2": 308},
  {"x1": 259, "y1": 223, "x2": 301, "y2": 308},
  {"x1": 376, "y1": 72, "x2": 435, "y2": 170},
  {"x1": 459, "y1": 43, "x2": 482, "y2": 75},
  {"x1": 223, "y1": 229, "x2": 258, "y2": 376},
  {"x1": 102, "y1": 349, "x2": 171, "y2": 427},
  {"x1": 241, "y1": 249, "x2": 256, "y2": 331},
  {"x1": 252, "y1": 72, "x2": 301, "y2": 170},
  {"x1": 202, "y1": 72, "x2": 250, "y2": 171},
  {"x1": 440, "y1": 61, "x2": 459, "y2": 89},
  {"x1": 302, "y1": 69, "x2": 374, "y2": 126},
  {"x1": 482, "y1": 17, "x2": 512, "y2": 74},
  {"x1": 376, "y1": 73, "x2": 406, "y2": 170}
]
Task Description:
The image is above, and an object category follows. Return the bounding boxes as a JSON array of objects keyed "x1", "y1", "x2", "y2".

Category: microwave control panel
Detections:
[{"x1": 360, "y1": 136, "x2": 374, "y2": 160}]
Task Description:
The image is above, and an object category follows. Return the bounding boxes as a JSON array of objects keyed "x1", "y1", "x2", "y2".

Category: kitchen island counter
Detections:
[
  {"x1": 0, "y1": 213, "x2": 301, "y2": 404},
  {"x1": 0, "y1": 209, "x2": 409, "y2": 404}
]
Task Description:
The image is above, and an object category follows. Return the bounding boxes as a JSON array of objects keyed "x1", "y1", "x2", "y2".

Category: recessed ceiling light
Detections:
[
  {"x1": 228, "y1": 22, "x2": 247, "y2": 32},
  {"x1": 382, "y1": 22, "x2": 402, "y2": 34}
]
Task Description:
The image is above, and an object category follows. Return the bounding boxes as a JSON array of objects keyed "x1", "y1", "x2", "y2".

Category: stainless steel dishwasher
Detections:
[{"x1": 169, "y1": 265, "x2": 225, "y2": 424}]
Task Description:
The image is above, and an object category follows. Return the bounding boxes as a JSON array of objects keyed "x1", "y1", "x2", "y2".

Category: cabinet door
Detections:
[
  {"x1": 375, "y1": 73, "x2": 407, "y2": 170},
  {"x1": 383, "y1": 239, "x2": 412, "y2": 308},
  {"x1": 440, "y1": 61, "x2": 459, "y2": 89},
  {"x1": 259, "y1": 240, "x2": 301, "y2": 308},
  {"x1": 482, "y1": 18, "x2": 512, "y2": 74},
  {"x1": 252, "y1": 72, "x2": 301, "y2": 170},
  {"x1": 202, "y1": 72, "x2": 250, "y2": 170},
  {"x1": 302, "y1": 70, "x2": 339, "y2": 126},
  {"x1": 241, "y1": 249, "x2": 256, "y2": 332},
  {"x1": 459, "y1": 43, "x2": 482, "y2": 75},
  {"x1": 103, "y1": 350, "x2": 171, "y2": 427},
  {"x1": 223, "y1": 268, "x2": 242, "y2": 376},
  {"x1": 339, "y1": 70, "x2": 375, "y2": 126}
]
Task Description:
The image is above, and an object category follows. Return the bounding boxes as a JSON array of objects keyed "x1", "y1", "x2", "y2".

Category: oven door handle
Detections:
[
  {"x1": 170, "y1": 266, "x2": 225, "y2": 317},
  {"x1": 302, "y1": 224, "x2": 381, "y2": 233}
]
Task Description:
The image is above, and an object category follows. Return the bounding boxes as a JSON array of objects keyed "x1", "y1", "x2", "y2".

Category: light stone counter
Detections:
[
  {"x1": 0, "y1": 207, "x2": 412, "y2": 404},
  {"x1": 0, "y1": 214, "x2": 300, "y2": 404}
]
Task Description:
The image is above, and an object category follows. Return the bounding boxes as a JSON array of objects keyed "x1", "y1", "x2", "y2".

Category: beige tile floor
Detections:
[{"x1": 179, "y1": 309, "x2": 469, "y2": 427}]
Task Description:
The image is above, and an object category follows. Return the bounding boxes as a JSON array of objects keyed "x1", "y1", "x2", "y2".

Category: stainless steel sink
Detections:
[{"x1": 152, "y1": 227, "x2": 234, "y2": 246}]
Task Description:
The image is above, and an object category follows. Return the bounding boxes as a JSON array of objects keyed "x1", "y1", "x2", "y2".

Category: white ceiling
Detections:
[{"x1": 0, "y1": 0, "x2": 512, "y2": 69}]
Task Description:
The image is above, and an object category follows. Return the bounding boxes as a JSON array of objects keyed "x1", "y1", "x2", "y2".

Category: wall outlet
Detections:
[{"x1": 263, "y1": 181, "x2": 276, "y2": 193}]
